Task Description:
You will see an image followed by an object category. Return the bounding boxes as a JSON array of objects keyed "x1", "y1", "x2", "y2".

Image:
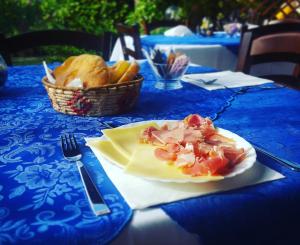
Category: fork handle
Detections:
[{"x1": 76, "y1": 161, "x2": 110, "y2": 215}]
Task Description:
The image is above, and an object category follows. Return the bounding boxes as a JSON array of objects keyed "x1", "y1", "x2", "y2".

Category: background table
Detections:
[
  {"x1": 110, "y1": 32, "x2": 295, "y2": 76},
  {"x1": 1, "y1": 61, "x2": 300, "y2": 245},
  {"x1": 110, "y1": 33, "x2": 240, "y2": 70}
]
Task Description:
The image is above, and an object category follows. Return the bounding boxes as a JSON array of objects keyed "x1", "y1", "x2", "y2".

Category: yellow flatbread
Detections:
[
  {"x1": 125, "y1": 143, "x2": 224, "y2": 182},
  {"x1": 101, "y1": 122, "x2": 159, "y2": 159},
  {"x1": 86, "y1": 139, "x2": 128, "y2": 168}
]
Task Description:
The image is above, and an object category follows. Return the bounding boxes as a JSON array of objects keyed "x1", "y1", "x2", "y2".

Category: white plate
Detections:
[{"x1": 99, "y1": 120, "x2": 257, "y2": 183}]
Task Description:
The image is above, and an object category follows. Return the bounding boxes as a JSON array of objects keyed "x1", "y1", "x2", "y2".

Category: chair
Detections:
[
  {"x1": 141, "y1": 20, "x2": 183, "y2": 35},
  {"x1": 115, "y1": 23, "x2": 143, "y2": 60},
  {"x1": 0, "y1": 30, "x2": 117, "y2": 65},
  {"x1": 236, "y1": 22, "x2": 300, "y2": 88}
]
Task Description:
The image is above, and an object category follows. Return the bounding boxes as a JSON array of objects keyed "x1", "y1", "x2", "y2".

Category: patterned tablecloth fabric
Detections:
[
  {"x1": 141, "y1": 33, "x2": 240, "y2": 54},
  {"x1": 1, "y1": 61, "x2": 300, "y2": 244}
]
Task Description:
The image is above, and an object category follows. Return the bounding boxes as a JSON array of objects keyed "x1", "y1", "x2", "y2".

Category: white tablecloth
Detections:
[
  {"x1": 110, "y1": 36, "x2": 295, "y2": 75},
  {"x1": 111, "y1": 208, "x2": 199, "y2": 245},
  {"x1": 110, "y1": 36, "x2": 237, "y2": 71}
]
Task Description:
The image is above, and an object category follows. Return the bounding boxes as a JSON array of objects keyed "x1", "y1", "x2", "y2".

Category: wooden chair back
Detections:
[
  {"x1": 236, "y1": 22, "x2": 300, "y2": 87},
  {"x1": 0, "y1": 30, "x2": 117, "y2": 65},
  {"x1": 115, "y1": 23, "x2": 143, "y2": 60}
]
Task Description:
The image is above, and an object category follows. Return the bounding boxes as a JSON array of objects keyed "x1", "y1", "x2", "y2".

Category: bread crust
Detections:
[
  {"x1": 108, "y1": 60, "x2": 130, "y2": 84},
  {"x1": 53, "y1": 56, "x2": 76, "y2": 86},
  {"x1": 117, "y1": 61, "x2": 140, "y2": 83},
  {"x1": 53, "y1": 54, "x2": 109, "y2": 88},
  {"x1": 52, "y1": 55, "x2": 139, "y2": 88}
]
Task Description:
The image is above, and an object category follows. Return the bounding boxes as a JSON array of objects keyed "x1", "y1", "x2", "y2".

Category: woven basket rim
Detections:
[{"x1": 42, "y1": 74, "x2": 143, "y2": 91}]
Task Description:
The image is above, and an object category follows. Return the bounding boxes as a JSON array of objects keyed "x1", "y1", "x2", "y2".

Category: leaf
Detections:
[
  {"x1": 33, "y1": 194, "x2": 44, "y2": 200},
  {"x1": 37, "y1": 225, "x2": 48, "y2": 232},
  {"x1": 4, "y1": 169, "x2": 19, "y2": 175},
  {"x1": 48, "y1": 192, "x2": 56, "y2": 198},
  {"x1": 33, "y1": 201, "x2": 43, "y2": 210},
  {"x1": 18, "y1": 204, "x2": 34, "y2": 211},
  {"x1": 46, "y1": 197, "x2": 54, "y2": 205},
  {"x1": 1, "y1": 220, "x2": 13, "y2": 230},
  {"x1": 36, "y1": 188, "x2": 48, "y2": 193},
  {"x1": 64, "y1": 193, "x2": 71, "y2": 201},
  {"x1": 8, "y1": 185, "x2": 26, "y2": 199},
  {"x1": 0, "y1": 219, "x2": 24, "y2": 231}
]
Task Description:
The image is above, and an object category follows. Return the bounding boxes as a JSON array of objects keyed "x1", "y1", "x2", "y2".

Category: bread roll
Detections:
[
  {"x1": 53, "y1": 54, "x2": 109, "y2": 88},
  {"x1": 117, "y1": 61, "x2": 140, "y2": 83},
  {"x1": 108, "y1": 60, "x2": 130, "y2": 84},
  {"x1": 53, "y1": 56, "x2": 76, "y2": 86}
]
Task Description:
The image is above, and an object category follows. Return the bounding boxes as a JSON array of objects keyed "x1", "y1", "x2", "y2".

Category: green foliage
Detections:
[
  {"x1": 0, "y1": 0, "x2": 40, "y2": 35},
  {"x1": 0, "y1": 0, "x2": 264, "y2": 64},
  {"x1": 0, "y1": 0, "x2": 130, "y2": 36},
  {"x1": 0, "y1": 0, "x2": 261, "y2": 37},
  {"x1": 125, "y1": 0, "x2": 248, "y2": 32},
  {"x1": 41, "y1": 45, "x2": 98, "y2": 61},
  {"x1": 126, "y1": 0, "x2": 164, "y2": 25},
  {"x1": 0, "y1": 0, "x2": 129, "y2": 64},
  {"x1": 39, "y1": 0, "x2": 129, "y2": 34},
  {"x1": 12, "y1": 45, "x2": 97, "y2": 65},
  {"x1": 179, "y1": 0, "x2": 243, "y2": 25}
]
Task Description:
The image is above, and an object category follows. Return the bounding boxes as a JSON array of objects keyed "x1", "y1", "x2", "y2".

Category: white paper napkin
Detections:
[
  {"x1": 182, "y1": 71, "x2": 273, "y2": 91},
  {"x1": 164, "y1": 25, "x2": 195, "y2": 37},
  {"x1": 42, "y1": 61, "x2": 56, "y2": 84},
  {"x1": 87, "y1": 138, "x2": 284, "y2": 210},
  {"x1": 42, "y1": 61, "x2": 83, "y2": 88},
  {"x1": 66, "y1": 78, "x2": 83, "y2": 88}
]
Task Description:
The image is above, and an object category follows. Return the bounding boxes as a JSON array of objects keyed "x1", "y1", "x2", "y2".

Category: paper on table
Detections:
[
  {"x1": 66, "y1": 78, "x2": 83, "y2": 88},
  {"x1": 86, "y1": 137, "x2": 284, "y2": 210},
  {"x1": 181, "y1": 71, "x2": 273, "y2": 91},
  {"x1": 42, "y1": 61, "x2": 83, "y2": 88},
  {"x1": 42, "y1": 61, "x2": 56, "y2": 84}
]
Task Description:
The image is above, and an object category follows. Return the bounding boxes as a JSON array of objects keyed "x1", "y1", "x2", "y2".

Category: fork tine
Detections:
[
  {"x1": 70, "y1": 134, "x2": 78, "y2": 150},
  {"x1": 61, "y1": 135, "x2": 67, "y2": 152},
  {"x1": 72, "y1": 134, "x2": 79, "y2": 149},
  {"x1": 66, "y1": 134, "x2": 74, "y2": 151},
  {"x1": 62, "y1": 134, "x2": 72, "y2": 151},
  {"x1": 61, "y1": 133, "x2": 81, "y2": 157}
]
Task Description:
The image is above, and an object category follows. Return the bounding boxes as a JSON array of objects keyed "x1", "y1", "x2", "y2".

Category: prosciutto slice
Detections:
[
  {"x1": 152, "y1": 127, "x2": 185, "y2": 144},
  {"x1": 140, "y1": 114, "x2": 246, "y2": 177}
]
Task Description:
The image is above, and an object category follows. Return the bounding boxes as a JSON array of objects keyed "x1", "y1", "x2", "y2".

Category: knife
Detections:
[
  {"x1": 252, "y1": 143, "x2": 300, "y2": 172},
  {"x1": 78, "y1": 161, "x2": 111, "y2": 215}
]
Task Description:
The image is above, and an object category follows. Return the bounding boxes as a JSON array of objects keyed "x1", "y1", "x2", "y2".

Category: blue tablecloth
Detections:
[
  {"x1": 0, "y1": 64, "x2": 133, "y2": 244},
  {"x1": 162, "y1": 86, "x2": 300, "y2": 245},
  {"x1": 141, "y1": 33, "x2": 240, "y2": 54},
  {"x1": 1, "y1": 61, "x2": 300, "y2": 244}
]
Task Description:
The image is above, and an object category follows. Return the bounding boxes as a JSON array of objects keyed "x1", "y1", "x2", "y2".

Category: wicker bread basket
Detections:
[{"x1": 42, "y1": 75, "x2": 143, "y2": 116}]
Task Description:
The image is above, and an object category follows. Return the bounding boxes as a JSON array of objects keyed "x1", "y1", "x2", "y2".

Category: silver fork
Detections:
[{"x1": 61, "y1": 134, "x2": 110, "y2": 215}]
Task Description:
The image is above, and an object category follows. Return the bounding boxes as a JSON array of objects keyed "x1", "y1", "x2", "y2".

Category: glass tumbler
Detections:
[{"x1": 150, "y1": 61, "x2": 189, "y2": 90}]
